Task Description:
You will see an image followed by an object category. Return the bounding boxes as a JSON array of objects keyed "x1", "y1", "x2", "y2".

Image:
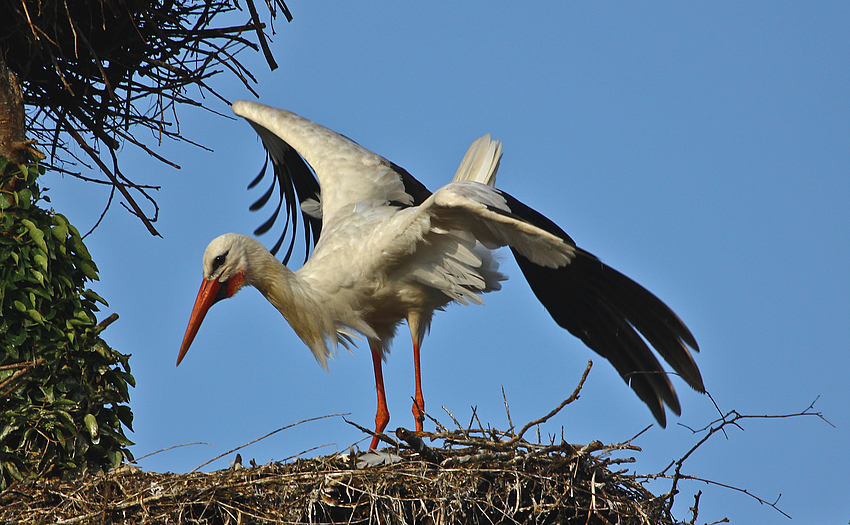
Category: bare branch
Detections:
[
  {"x1": 504, "y1": 359, "x2": 593, "y2": 446},
  {"x1": 640, "y1": 398, "x2": 831, "y2": 519},
  {"x1": 191, "y1": 413, "x2": 348, "y2": 473},
  {"x1": 4, "y1": 0, "x2": 294, "y2": 234}
]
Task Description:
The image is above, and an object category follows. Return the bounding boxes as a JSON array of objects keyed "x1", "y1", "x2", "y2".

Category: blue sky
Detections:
[{"x1": 44, "y1": 3, "x2": 848, "y2": 523}]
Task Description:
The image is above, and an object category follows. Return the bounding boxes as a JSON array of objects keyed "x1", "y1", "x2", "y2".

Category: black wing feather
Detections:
[
  {"x1": 243, "y1": 124, "x2": 430, "y2": 266},
  {"x1": 245, "y1": 121, "x2": 322, "y2": 265},
  {"x1": 249, "y1": 162, "x2": 276, "y2": 212},
  {"x1": 496, "y1": 189, "x2": 704, "y2": 427},
  {"x1": 247, "y1": 157, "x2": 268, "y2": 191}
]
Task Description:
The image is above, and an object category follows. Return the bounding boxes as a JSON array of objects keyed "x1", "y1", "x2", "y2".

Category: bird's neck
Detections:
[
  {"x1": 247, "y1": 246, "x2": 317, "y2": 326},
  {"x1": 245, "y1": 241, "x2": 341, "y2": 369}
]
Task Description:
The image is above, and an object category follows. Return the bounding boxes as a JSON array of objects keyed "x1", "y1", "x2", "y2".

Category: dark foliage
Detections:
[{"x1": 0, "y1": 153, "x2": 134, "y2": 489}]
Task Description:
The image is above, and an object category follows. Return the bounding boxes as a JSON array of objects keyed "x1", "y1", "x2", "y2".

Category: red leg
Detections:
[
  {"x1": 370, "y1": 343, "x2": 390, "y2": 450},
  {"x1": 411, "y1": 339, "x2": 425, "y2": 432}
]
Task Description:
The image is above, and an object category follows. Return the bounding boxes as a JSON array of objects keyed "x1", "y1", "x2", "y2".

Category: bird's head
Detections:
[{"x1": 177, "y1": 233, "x2": 250, "y2": 366}]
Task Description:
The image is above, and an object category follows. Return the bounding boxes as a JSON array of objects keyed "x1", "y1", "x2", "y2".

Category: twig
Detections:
[
  {"x1": 501, "y1": 385, "x2": 514, "y2": 434},
  {"x1": 10, "y1": 0, "x2": 294, "y2": 235},
  {"x1": 191, "y1": 413, "x2": 347, "y2": 472},
  {"x1": 244, "y1": 0, "x2": 278, "y2": 70},
  {"x1": 395, "y1": 427, "x2": 443, "y2": 463},
  {"x1": 441, "y1": 405, "x2": 468, "y2": 440},
  {"x1": 132, "y1": 442, "x2": 215, "y2": 463},
  {"x1": 64, "y1": 126, "x2": 161, "y2": 237},
  {"x1": 504, "y1": 360, "x2": 593, "y2": 446},
  {"x1": 688, "y1": 490, "x2": 701, "y2": 525},
  {"x1": 423, "y1": 409, "x2": 448, "y2": 433},
  {"x1": 649, "y1": 471, "x2": 790, "y2": 520},
  {"x1": 96, "y1": 313, "x2": 119, "y2": 330},
  {"x1": 0, "y1": 357, "x2": 46, "y2": 396},
  {"x1": 657, "y1": 397, "x2": 830, "y2": 518},
  {"x1": 280, "y1": 443, "x2": 336, "y2": 463},
  {"x1": 624, "y1": 424, "x2": 653, "y2": 445},
  {"x1": 81, "y1": 183, "x2": 115, "y2": 239},
  {"x1": 342, "y1": 417, "x2": 399, "y2": 449},
  {"x1": 0, "y1": 358, "x2": 46, "y2": 372}
]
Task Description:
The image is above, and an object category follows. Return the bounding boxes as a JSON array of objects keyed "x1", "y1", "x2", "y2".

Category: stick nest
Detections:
[
  {"x1": 1, "y1": 0, "x2": 290, "y2": 235},
  {"x1": 0, "y1": 429, "x2": 676, "y2": 525}
]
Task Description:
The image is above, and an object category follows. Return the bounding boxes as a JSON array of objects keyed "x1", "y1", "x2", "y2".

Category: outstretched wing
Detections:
[
  {"x1": 503, "y1": 194, "x2": 704, "y2": 427},
  {"x1": 451, "y1": 134, "x2": 705, "y2": 426},
  {"x1": 385, "y1": 181, "x2": 576, "y2": 308},
  {"x1": 233, "y1": 100, "x2": 430, "y2": 264},
  {"x1": 233, "y1": 105, "x2": 703, "y2": 426}
]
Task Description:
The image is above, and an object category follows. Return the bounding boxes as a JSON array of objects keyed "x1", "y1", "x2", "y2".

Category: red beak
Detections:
[{"x1": 177, "y1": 278, "x2": 223, "y2": 366}]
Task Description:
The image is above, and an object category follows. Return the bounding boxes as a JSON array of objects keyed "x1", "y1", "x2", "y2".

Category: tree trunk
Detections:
[{"x1": 0, "y1": 54, "x2": 27, "y2": 163}]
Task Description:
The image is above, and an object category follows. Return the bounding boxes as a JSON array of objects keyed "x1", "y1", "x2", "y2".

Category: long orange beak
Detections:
[{"x1": 177, "y1": 278, "x2": 222, "y2": 366}]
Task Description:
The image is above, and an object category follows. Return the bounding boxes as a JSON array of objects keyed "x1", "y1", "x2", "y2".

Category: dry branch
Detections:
[
  {"x1": 637, "y1": 397, "x2": 831, "y2": 520},
  {"x1": 0, "y1": 397, "x2": 828, "y2": 524},
  {"x1": 0, "y1": 433, "x2": 674, "y2": 525},
  {"x1": 1, "y1": 0, "x2": 291, "y2": 234}
]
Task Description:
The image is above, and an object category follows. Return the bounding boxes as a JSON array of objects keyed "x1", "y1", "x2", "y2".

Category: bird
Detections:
[{"x1": 177, "y1": 101, "x2": 705, "y2": 449}]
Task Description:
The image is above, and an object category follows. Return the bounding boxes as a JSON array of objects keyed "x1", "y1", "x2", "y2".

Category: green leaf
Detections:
[
  {"x1": 0, "y1": 424, "x2": 18, "y2": 443},
  {"x1": 33, "y1": 252, "x2": 48, "y2": 272},
  {"x1": 51, "y1": 221, "x2": 69, "y2": 241},
  {"x1": 1, "y1": 160, "x2": 133, "y2": 488},
  {"x1": 74, "y1": 308, "x2": 94, "y2": 324},
  {"x1": 122, "y1": 371, "x2": 136, "y2": 389},
  {"x1": 54, "y1": 409, "x2": 76, "y2": 430},
  {"x1": 70, "y1": 232, "x2": 91, "y2": 260},
  {"x1": 20, "y1": 218, "x2": 36, "y2": 233},
  {"x1": 82, "y1": 289, "x2": 108, "y2": 306},
  {"x1": 115, "y1": 405, "x2": 134, "y2": 431},
  {"x1": 20, "y1": 219, "x2": 47, "y2": 252},
  {"x1": 58, "y1": 274, "x2": 73, "y2": 289},
  {"x1": 17, "y1": 189, "x2": 32, "y2": 209},
  {"x1": 84, "y1": 414, "x2": 98, "y2": 439},
  {"x1": 79, "y1": 260, "x2": 99, "y2": 281},
  {"x1": 31, "y1": 286, "x2": 51, "y2": 301},
  {"x1": 30, "y1": 229, "x2": 46, "y2": 253},
  {"x1": 8, "y1": 330, "x2": 26, "y2": 347},
  {"x1": 2, "y1": 460, "x2": 23, "y2": 482},
  {"x1": 40, "y1": 384, "x2": 55, "y2": 403},
  {"x1": 107, "y1": 449, "x2": 124, "y2": 469},
  {"x1": 101, "y1": 426, "x2": 134, "y2": 447}
]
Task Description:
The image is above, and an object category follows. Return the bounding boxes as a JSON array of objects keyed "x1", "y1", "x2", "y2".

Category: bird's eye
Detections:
[{"x1": 212, "y1": 251, "x2": 228, "y2": 273}]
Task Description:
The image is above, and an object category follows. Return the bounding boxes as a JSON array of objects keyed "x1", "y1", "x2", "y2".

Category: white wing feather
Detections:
[
  {"x1": 232, "y1": 100, "x2": 412, "y2": 224},
  {"x1": 374, "y1": 180, "x2": 575, "y2": 306}
]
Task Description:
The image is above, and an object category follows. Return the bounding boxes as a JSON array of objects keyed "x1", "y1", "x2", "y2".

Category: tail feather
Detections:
[{"x1": 453, "y1": 134, "x2": 502, "y2": 186}]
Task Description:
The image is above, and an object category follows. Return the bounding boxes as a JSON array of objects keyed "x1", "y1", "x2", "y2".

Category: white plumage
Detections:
[{"x1": 179, "y1": 101, "x2": 705, "y2": 449}]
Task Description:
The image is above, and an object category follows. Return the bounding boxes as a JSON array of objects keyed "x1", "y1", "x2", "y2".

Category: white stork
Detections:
[{"x1": 178, "y1": 101, "x2": 704, "y2": 449}]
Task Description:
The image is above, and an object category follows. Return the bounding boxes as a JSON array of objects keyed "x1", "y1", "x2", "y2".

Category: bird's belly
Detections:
[{"x1": 358, "y1": 279, "x2": 446, "y2": 327}]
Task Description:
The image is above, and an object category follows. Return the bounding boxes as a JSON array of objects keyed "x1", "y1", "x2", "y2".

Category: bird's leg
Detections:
[
  {"x1": 369, "y1": 342, "x2": 390, "y2": 450},
  {"x1": 411, "y1": 338, "x2": 425, "y2": 432}
]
